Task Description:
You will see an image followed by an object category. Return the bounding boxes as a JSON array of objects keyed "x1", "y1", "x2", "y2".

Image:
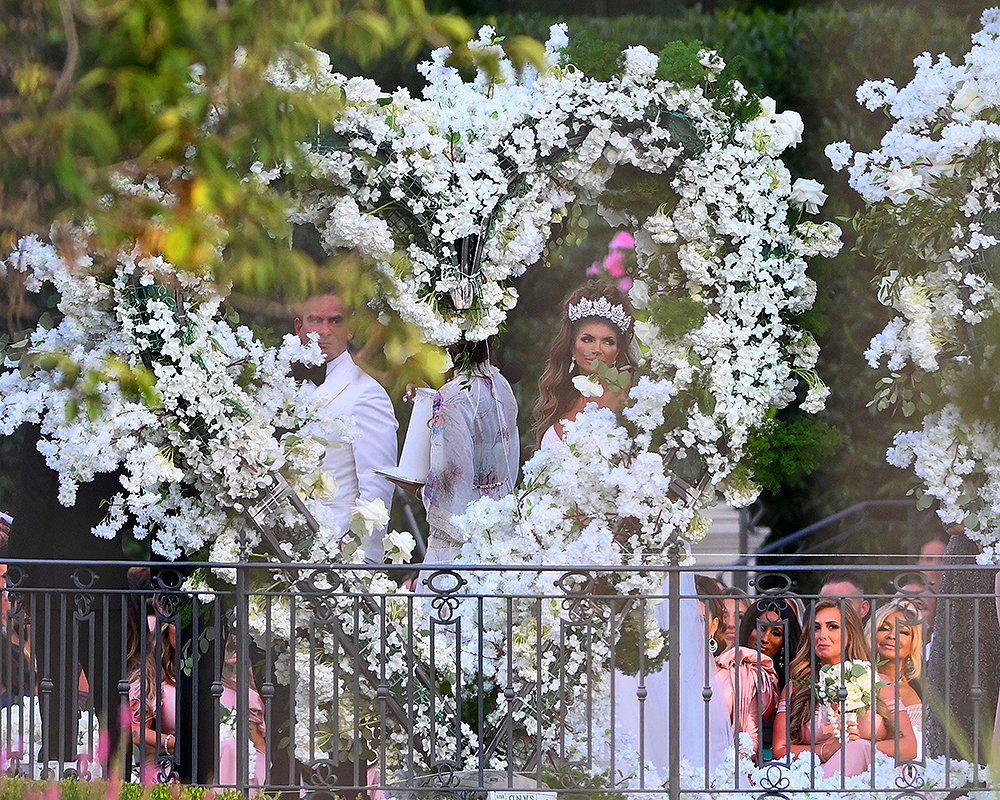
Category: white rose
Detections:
[
  {"x1": 304, "y1": 470, "x2": 338, "y2": 500},
  {"x1": 843, "y1": 683, "x2": 865, "y2": 713},
  {"x1": 349, "y1": 498, "x2": 390, "y2": 538},
  {"x1": 952, "y1": 79, "x2": 987, "y2": 114},
  {"x1": 383, "y1": 529, "x2": 416, "y2": 565},
  {"x1": 633, "y1": 319, "x2": 660, "y2": 346},
  {"x1": 629, "y1": 279, "x2": 652, "y2": 310},
  {"x1": 571, "y1": 375, "x2": 604, "y2": 398},
  {"x1": 789, "y1": 178, "x2": 828, "y2": 214},
  {"x1": 887, "y1": 168, "x2": 923, "y2": 202},
  {"x1": 622, "y1": 46, "x2": 659, "y2": 81},
  {"x1": 771, "y1": 110, "x2": 804, "y2": 151},
  {"x1": 755, "y1": 98, "x2": 803, "y2": 154}
]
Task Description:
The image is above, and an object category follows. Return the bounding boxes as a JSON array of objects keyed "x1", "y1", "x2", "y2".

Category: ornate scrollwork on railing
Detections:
[
  {"x1": 155, "y1": 756, "x2": 179, "y2": 784},
  {"x1": 424, "y1": 569, "x2": 466, "y2": 624},
  {"x1": 301, "y1": 567, "x2": 344, "y2": 624},
  {"x1": 895, "y1": 762, "x2": 927, "y2": 795},
  {"x1": 556, "y1": 570, "x2": 602, "y2": 622},
  {"x1": 751, "y1": 572, "x2": 794, "y2": 596},
  {"x1": 754, "y1": 762, "x2": 793, "y2": 800},
  {"x1": 70, "y1": 567, "x2": 97, "y2": 619},
  {"x1": 304, "y1": 756, "x2": 362, "y2": 800}
]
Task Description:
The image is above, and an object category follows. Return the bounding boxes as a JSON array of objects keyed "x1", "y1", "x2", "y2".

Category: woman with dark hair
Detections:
[
  {"x1": 737, "y1": 595, "x2": 803, "y2": 761},
  {"x1": 694, "y1": 579, "x2": 779, "y2": 761},
  {"x1": 532, "y1": 279, "x2": 638, "y2": 449},
  {"x1": 773, "y1": 599, "x2": 916, "y2": 776},
  {"x1": 694, "y1": 575, "x2": 727, "y2": 655},
  {"x1": 739, "y1": 596, "x2": 804, "y2": 691}
]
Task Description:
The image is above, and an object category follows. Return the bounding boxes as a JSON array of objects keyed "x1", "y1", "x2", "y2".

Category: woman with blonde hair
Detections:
[
  {"x1": 532, "y1": 279, "x2": 638, "y2": 449},
  {"x1": 773, "y1": 599, "x2": 917, "y2": 776},
  {"x1": 869, "y1": 598, "x2": 924, "y2": 749}
]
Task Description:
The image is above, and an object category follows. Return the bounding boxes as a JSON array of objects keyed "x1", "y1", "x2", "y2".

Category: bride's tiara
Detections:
[{"x1": 567, "y1": 296, "x2": 632, "y2": 333}]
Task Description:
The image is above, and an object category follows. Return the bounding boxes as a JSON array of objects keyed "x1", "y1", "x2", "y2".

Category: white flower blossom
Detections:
[
  {"x1": 789, "y1": 178, "x2": 828, "y2": 214},
  {"x1": 571, "y1": 374, "x2": 605, "y2": 398}
]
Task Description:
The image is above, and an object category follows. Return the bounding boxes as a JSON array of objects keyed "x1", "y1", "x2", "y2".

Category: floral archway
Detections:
[
  {"x1": 831, "y1": 8, "x2": 1000, "y2": 563},
  {"x1": 0, "y1": 23, "x2": 841, "y2": 783}
]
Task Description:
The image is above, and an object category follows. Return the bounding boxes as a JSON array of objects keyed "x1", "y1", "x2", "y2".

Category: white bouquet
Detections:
[{"x1": 815, "y1": 660, "x2": 886, "y2": 714}]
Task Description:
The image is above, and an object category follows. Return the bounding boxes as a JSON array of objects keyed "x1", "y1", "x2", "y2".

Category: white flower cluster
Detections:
[
  {"x1": 267, "y1": 28, "x2": 838, "y2": 772},
  {"x1": 441, "y1": 408, "x2": 698, "y2": 769},
  {"x1": 0, "y1": 237, "x2": 338, "y2": 560},
  {"x1": 2, "y1": 23, "x2": 840, "y2": 778},
  {"x1": 287, "y1": 25, "x2": 838, "y2": 370},
  {"x1": 832, "y1": 10, "x2": 1000, "y2": 558}
]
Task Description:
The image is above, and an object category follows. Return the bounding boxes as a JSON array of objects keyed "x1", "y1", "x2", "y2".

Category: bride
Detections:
[
  {"x1": 533, "y1": 278, "x2": 732, "y2": 784},
  {"x1": 531, "y1": 279, "x2": 638, "y2": 450}
]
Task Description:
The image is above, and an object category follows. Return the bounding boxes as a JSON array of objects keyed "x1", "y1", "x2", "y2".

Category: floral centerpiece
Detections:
[{"x1": 829, "y1": 8, "x2": 1000, "y2": 561}]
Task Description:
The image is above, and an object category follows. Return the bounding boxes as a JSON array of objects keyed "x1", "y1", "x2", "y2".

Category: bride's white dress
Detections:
[
  {"x1": 612, "y1": 572, "x2": 732, "y2": 787},
  {"x1": 540, "y1": 420, "x2": 732, "y2": 786}
]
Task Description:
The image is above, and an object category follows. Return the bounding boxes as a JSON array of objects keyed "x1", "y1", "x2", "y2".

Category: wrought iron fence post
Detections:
[
  {"x1": 236, "y1": 544, "x2": 251, "y2": 794},
  {"x1": 668, "y1": 564, "x2": 680, "y2": 800}
]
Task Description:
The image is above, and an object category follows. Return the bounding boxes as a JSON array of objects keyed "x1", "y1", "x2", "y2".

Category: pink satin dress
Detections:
[{"x1": 715, "y1": 646, "x2": 778, "y2": 759}]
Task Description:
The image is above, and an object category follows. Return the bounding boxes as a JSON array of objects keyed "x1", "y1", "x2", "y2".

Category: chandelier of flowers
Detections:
[{"x1": 829, "y1": 8, "x2": 1000, "y2": 562}]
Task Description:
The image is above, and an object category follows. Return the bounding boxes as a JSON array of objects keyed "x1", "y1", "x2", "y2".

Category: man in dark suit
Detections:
[{"x1": 7, "y1": 423, "x2": 130, "y2": 778}]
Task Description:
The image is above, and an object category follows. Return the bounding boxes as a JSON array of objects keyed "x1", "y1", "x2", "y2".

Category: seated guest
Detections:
[
  {"x1": 697, "y1": 578, "x2": 777, "y2": 760},
  {"x1": 773, "y1": 600, "x2": 917, "y2": 777},
  {"x1": 738, "y1": 595, "x2": 804, "y2": 761},
  {"x1": 868, "y1": 598, "x2": 924, "y2": 751},
  {"x1": 131, "y1": 617, "x2": 266, "y2": 785},
  {"x1": 895, "y1": 578, "x2": 936, "y2": 660},
  {"x1": 916, "y1": 531, "x2": 948, "y2": 594}
]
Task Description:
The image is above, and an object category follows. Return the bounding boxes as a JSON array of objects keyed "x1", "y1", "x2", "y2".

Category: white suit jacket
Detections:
[{"x1": 308, "y1": 350, "x2": 398, "y2": 561}]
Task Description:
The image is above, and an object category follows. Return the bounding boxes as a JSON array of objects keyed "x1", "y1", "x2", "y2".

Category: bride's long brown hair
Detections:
[{"x1": 531, "y1": 279, "x2": 637, "y2": 450}]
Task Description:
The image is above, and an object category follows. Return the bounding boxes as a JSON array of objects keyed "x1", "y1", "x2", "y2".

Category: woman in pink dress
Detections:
[
  {"x1": 772, "y1": 600, "x2": 916, "y2": 777},
  {"x1": 697, "y1": 578, "x2": 779, "y2": 761},
  {"x1": 130, "y1": 618, "x2": 267, "y2": 786}
]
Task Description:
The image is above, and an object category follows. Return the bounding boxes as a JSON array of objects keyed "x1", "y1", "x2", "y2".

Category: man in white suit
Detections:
[{"x1": 295, "y1": 292, "x2": 398, "y2": 562}]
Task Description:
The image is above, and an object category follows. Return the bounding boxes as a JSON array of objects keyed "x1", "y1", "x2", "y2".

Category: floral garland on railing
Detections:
[{"x1": 828, "y1": 8, "x2": 1000, "y2": 561}]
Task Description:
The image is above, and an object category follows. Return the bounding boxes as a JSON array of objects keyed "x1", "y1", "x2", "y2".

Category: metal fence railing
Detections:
[{"x1": 0, "y1": 557, "x2": 996, "y2": 798}]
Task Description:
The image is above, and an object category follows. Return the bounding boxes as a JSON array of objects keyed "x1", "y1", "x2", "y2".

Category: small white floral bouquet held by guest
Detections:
[{"x1": 815, "y1": 660, "x2": 887, "y2": 740}]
